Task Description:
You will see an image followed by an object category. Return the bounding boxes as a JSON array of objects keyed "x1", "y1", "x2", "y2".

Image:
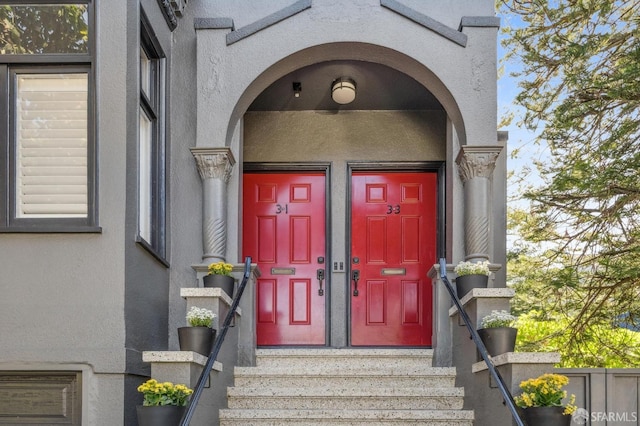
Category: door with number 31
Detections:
[{"x1": 243, "y1": 172, "x2": 326, "y2": 346}]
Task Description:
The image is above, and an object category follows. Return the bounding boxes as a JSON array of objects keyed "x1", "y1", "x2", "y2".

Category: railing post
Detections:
[
  {"x1": 438, "y1": 258, "x2": 526, "y2": 426},
  {"x1": 179, "y1": 256, "x2": 252, "y2": 426}
]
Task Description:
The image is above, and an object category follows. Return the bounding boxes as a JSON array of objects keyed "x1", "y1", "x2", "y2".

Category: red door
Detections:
[
  {"x1": 243, "y1": 172, "x2": 326, "y2": 345},
  {"x1": 350, "y1": 171, "x2": 437, "y2": 346}
]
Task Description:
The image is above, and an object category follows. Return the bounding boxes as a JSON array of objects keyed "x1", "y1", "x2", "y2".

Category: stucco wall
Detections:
[
  {"x1": 194, "y1": 1, "x2": 499, "y2": 151},
  {"x1": 123, "y1": 0, "x2": 177, "y2": 423},
  {"x1": 0, "y1": 0, "x2": 130, "y2": 367},
  {"x1": 244, "y1": 110, "x2": 446, "y2": 162},
  {"x1": 0, "y1": 0, "x2": 177, "y2": 424}
]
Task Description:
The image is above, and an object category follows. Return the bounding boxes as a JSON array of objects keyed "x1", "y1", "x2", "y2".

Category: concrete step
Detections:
[
  {"x1": 232, "y1": 366, "x2": 457, "y2": 388},
  {"x1": 255, "y1": 348, "x2": 434, "y2": 369},
  {"x1": 218, "y1": 408, "x2": 474, "y2": 425},
  {"x1": 221, "y1": 349, "x2": 471, "y2": 426},
  {"x1": 227, "y1": 386, "x2": 464, "y2": 410}
]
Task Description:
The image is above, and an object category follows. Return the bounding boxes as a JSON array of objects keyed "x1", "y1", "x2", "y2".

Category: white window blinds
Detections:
[{"x1": 15, "y1": 73, "x2": 88, "y2": 218}]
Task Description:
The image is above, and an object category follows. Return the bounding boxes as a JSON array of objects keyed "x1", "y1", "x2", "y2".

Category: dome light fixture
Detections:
[{"x1": 331, "y1": 77, "x2": 356, "y2": 105}]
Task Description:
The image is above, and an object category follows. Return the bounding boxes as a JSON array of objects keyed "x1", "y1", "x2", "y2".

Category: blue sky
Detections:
[{"x1": 496, "y1": 15, "x2": 546, "y2": 206}]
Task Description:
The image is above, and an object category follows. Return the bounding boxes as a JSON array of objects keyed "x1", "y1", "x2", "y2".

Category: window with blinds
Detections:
[
  {"x1": 0, "y1": 1, "x2": 95, "y2": 232},
  {"x1": 15, "y1": 73, "x2": 88, "y2": 218}
]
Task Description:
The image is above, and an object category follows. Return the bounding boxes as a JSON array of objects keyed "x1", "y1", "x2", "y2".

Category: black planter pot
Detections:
[
  {"x1": 136, "y1": 405, "x2": 185, "y2": 426},
  {"x1": 177, "y1": 326, "x2": 216, "y2": 356},
  {"x1": 522, "y1": 406, "x2": 572, "y2": 426},
  {"x1": 455, "y1": 274, "x2": 488, "y2": 298},
  {"x1": 203, "y1": 274, "x2": 235, "y2": 297},
  {"x1": 477, "y1": 326, "x2": 517, "y2": 359}
]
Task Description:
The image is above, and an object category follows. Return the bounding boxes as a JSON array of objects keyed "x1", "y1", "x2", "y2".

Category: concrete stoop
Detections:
[{"x1": 219, "y1": 348, "x2": 473, "y2": 425}]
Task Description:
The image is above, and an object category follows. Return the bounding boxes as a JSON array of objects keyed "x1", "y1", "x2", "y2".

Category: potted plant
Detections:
[
  {"x1": 177, "y1": 306, "x2": 217, "y2": 356},
  {"x1": 477, "y1": 309, "x2": 517, "y2": 358},
  {"x1": 136, "y1": 379, "x2": 193, "y2": 426},
  {"x1": 203, "y1": 261, "x2": 235, "y2": 296},
  {"x1": 514, "y1": 373, "x2": 577, "y2": 426},
  {"x1": 454, "y1": 260, "x2": 490, "y2": 297}
]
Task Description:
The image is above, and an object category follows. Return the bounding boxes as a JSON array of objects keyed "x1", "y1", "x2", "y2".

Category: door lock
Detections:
[
  {"x1": 316, "y1": 268, "x2": 325, "y2": 296},
  {"x1": 352, "y1": 269, "x2": 360, "y2": 296}
]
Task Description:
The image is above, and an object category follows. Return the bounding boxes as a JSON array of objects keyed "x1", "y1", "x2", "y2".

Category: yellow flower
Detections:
[
  {"x1": 514, "y1": 373, "x2": 575, "y2": 414},
  {"x1": 564, "y1": 394, "x2": 577, "y2": 415},
  {"x1": 208, "y1": 261, "x2": 233, "y2": 276},
  {"x1": 137, "y1": 378, "x2": 193, "y2": 407}
]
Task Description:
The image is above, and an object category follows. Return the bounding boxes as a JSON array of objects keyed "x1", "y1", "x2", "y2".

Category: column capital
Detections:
[
  {"x1": 190, "y1": 147, "x2": 236, "y2": 183},
  {"x1": 456, "y1": 145, "x2": 502, "y2": 182}
]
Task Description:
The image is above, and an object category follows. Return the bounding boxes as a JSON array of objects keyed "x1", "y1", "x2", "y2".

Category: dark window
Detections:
[
  {"x1": 137, "y1": 10, "x2": 167, "y2": 261},
  {"x1": 0, "y1": 1, "x2": 97, "y2": 232}
]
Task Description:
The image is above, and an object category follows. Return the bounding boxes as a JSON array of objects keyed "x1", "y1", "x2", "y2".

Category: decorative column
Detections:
[
  {"x1": 456, "y1": 145, "x2": 502, "y2": 263},
  {"x1": 191, "y1": 147, "x2": 236, "y2": 263}
]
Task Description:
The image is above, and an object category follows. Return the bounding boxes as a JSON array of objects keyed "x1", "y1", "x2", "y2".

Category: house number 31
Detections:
[{"x1": 276, "y1": 204, "x2": 288, "y2": 214}]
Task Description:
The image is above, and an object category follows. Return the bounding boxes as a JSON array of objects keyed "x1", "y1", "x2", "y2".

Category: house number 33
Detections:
[{"x1": 386, "y1": 204, "x2": 400, "y2": 214}]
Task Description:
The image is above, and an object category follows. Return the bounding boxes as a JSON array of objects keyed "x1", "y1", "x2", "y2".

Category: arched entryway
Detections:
[
  {"x1": 190, "y1": 3, "x2": 505, "y2": 365},
  {"x1": 240, "y1": 56, "x2": 450, "y2": 347}
]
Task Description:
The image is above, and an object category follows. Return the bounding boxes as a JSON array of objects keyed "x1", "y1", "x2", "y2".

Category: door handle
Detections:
[
  {"x1": 352, "y1": 269, "x2": 360, "y2": 296},
  {"x1": 317, "y1": 268, "x2": 325, "y2": 296}
]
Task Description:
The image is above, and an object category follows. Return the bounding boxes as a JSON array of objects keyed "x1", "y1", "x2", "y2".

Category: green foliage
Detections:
[
  {"x1": 0, "y1": 5, "x2": 88, "y2": 54},
  {"x1": 507, "y1": 220, "x2": 640, "y2": 367},
  {"x1": 516, "y1": 311, "x2": 640, "y2": 368},
  {"x1": 500, "y1": 0, "x2": 640, "y2": 366}
]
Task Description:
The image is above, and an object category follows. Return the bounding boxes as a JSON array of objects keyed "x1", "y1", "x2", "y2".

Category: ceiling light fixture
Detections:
[
  {"x1": 331, "y1": 77, "x2": 356, "y2": 104},
  {"x1": 292, "y1": 82, "x2": 302, "y2": 98}
]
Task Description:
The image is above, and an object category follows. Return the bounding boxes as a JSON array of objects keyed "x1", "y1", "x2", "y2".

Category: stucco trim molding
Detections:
[
  {"x1": 380, "y1": 0, "x2": 468, "y2": 47},
  {"x1": 458, "y1": 16, "x2": 501, "y2": 31},
  {"x1": 195, "y1": 18, "x2": 235, "y2": 30},
  {"x1": 226, "y1": 0, "x2": 312, "y2": 46}
]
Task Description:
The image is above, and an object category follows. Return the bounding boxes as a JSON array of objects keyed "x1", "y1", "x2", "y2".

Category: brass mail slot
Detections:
[
  {"x1": 381, "y1": 268, "x2": 406, "y2": 276},
  {"x1": 271, "y1": 267, "x2": 296, "y2": 275}
]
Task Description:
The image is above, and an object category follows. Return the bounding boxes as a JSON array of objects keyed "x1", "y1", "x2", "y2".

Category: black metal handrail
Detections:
[
  {"x1": 179, "y1": 256, "x2": 252, "y2": 426},
  {"x1": 438, "y1": 258, "x2": 526, "y2": 426}
]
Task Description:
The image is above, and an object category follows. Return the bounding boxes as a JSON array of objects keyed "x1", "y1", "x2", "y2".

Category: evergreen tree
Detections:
[{"x1": 500, "y1": 0, "x2": 640, "y2": 366}]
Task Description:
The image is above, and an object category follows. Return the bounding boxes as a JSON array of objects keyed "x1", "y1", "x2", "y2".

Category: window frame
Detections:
[
  {"x1": 136, "y1": 9, "x2": 167, "y2": 263},
  {"x1": 0, "y1": 1, "x2": 98, "y2": 232}
]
